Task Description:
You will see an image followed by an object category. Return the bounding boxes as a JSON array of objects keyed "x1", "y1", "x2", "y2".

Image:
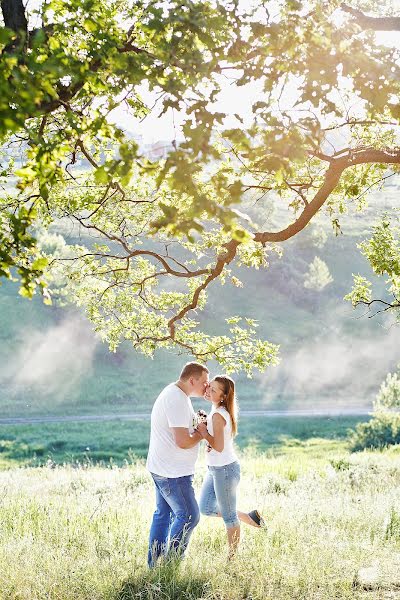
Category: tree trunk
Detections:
[{"x1": 1, "y1": 0, "x2": 27, "y2": 33}]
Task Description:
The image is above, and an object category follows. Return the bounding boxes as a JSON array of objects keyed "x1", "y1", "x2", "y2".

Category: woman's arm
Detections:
[{"x1": 197, "y1": 413, "x2": 225, "y2": 452}]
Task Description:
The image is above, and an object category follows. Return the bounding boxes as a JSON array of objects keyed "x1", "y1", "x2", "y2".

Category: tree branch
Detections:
[
  {"x1": 341, "y1": 4, "x2": 400, "y2": 31},
  {"x1": 355, "y1": 298, "x2": 400, "y2": 317},
  {"x1": 61, "y1": 217, "x2": 211, "y2": 279},
  {"x1": 254, "y1": 148, "x2": 400, "y2": 244},
  {"x1": 168, "y1": 239, "x2": 240, "y2": 337}
]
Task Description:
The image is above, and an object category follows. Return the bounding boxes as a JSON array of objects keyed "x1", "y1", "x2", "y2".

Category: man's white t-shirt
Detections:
[{"x1": 146, "y1": 383, "x2": 199, "y2": 478}]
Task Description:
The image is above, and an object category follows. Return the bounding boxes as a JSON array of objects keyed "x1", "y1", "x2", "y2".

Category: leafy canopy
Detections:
[{"x1": 0, "y1": 0, "x2": 399, "y2": 373}]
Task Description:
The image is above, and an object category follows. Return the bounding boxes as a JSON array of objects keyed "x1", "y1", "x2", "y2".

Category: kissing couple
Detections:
[{"x1": 146, "y1": 361, "x2": 264, "y2": 567}]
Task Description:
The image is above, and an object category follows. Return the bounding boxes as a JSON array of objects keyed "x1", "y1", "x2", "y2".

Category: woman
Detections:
[{"x1": 196, "y1": 375, "x2": 264, "y2": 558}]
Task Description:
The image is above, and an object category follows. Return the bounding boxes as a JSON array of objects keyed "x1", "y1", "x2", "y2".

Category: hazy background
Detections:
[{"x1": 0, "y1": 180, "x2": 399, "y2": 417}]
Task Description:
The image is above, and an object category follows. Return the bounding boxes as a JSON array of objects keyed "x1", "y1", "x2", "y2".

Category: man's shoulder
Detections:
[
  {"x1": 151, "y1": 383, "x2": 192, "y2": 426},
  {"x1": 154, "y1": 383, "x2": 186, "y2": 407}
]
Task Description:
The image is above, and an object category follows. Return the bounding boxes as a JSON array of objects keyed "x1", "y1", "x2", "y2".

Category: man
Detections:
[{"x1": 146, "y1": 361, "x2": 209, "y2": 567}]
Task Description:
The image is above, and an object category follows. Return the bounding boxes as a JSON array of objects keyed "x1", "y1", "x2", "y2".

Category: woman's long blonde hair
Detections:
[{"x1": 214, "y1": 375, "x2": 238, "y2": 437}]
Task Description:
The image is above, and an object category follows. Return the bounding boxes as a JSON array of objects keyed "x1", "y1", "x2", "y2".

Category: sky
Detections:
[{"x1": 108, "y1": 26, "x2": 400, "y2": 143}]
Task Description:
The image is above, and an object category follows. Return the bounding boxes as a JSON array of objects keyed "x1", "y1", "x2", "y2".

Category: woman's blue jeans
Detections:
[
  {"x1": 199, "y1": 461, "x2": 241, "y2": 528},
  {"x1": 148, "y1": 473, "x2": 200, "y2": 567}
]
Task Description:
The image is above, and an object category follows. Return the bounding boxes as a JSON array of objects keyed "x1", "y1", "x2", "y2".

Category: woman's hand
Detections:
[
  {"x1": 198, "y1": 414, "x2": 224, "y2": 452},
  {"x1": 196, "y1": 422, "x2": 208, "y2": 438}
]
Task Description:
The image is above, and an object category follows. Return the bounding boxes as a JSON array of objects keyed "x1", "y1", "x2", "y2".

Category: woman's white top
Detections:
[{"x1": 206, "y1": 405, "x2": 238, "y2": 467}]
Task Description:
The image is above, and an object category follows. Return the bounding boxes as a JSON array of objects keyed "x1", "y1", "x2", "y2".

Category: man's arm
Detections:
[{"x1": 171, "y1": 427, "x2": 202, "y2": 449}]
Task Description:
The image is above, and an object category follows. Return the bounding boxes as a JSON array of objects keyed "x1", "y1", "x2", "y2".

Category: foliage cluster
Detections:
[{"x1": 346, "y1": 213, "x2": 400, "y2": 319}]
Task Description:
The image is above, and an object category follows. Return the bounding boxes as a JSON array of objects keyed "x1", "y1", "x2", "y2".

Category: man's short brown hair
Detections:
[{"x1": 180, "y1": 362, "x2": 209, "y2": 380}]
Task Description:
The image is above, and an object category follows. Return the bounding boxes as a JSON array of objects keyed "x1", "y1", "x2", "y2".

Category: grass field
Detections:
[
  {"x1": 1, "y1": 446, "x2": 400, "y2": 599},
  {"x1": 2, "y1": 416, "x2": 400, "y2": 599},
  {"x1": 0, "y1": 416, "x2": 366, "y2": 468}
]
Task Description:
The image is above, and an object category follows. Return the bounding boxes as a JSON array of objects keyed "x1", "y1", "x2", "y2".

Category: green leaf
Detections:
[
  {"x1": 83, "y1": 19, "x2": 97, "y2": 32},
  {"x1": 31, "y1": 257, "x2": 49, "y2": 271},
  {"x1": 94, "y1": 166, "x2": 109, "y2": 184}
]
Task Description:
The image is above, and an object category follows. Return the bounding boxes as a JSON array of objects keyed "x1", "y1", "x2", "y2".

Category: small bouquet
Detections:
[
  {"x1": 196, "y1": 409, "x2": 207, "y2": 425},
  {"x1": 196, "y1": 410, "x2": 212, "y2": 451}
]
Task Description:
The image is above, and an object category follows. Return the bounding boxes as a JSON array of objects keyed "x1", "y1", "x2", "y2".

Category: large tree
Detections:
[{"x1": 0, "y1": 0, "x2": 399, "y2": 373}]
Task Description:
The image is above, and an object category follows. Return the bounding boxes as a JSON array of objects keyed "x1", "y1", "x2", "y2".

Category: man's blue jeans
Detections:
[{"x1": 148, "y1": 472, "x2": 200, "y2": 567}]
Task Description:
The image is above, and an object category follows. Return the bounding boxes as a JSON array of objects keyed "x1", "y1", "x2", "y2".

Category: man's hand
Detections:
[
  {"x1": 196, "y1": 423, "x2": 212, "y2": 452},
  {"x1": 196, "y1": 422, "x2": 208, "y2": 438}
]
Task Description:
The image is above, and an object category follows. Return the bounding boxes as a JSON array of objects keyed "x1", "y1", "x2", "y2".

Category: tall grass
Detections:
[{"x1": 1, "y1": 450, "x2": 400, "y2": 599}]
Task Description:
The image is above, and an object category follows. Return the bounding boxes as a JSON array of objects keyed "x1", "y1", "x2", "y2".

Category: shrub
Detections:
[
  {"x1": 329, "y1": 458, "x2": 351, "y2": 471},
  {"x1": 350, "y1": 412, "x2": 400, "y2": 451},
  {"x1": 350, "y1": 366, "x2": 400, "y2": 452},
  {"x1": 374, "y1": 371, "x2": 400, "y2": 411}
]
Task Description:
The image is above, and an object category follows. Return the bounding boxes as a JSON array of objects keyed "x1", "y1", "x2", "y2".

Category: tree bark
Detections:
[{"x1": 1, "y1": 0, "x2": 27, "y2": 33}]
